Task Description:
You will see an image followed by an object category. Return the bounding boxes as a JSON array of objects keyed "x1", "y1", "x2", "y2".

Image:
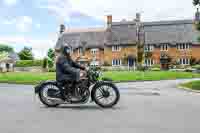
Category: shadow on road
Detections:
[{"x1": 40, "y1": 105, "x2": 121, "y2": 110}]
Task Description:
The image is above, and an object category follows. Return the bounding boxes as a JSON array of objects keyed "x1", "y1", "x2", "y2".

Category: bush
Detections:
[
  {"x1": 42, "y1": 58, "x2": 48, "y2": 69},
  {"x1": 16, "y1": 60, "x2": 42, "y2": 67},
  {"x1": 148, "y1": 64, "x2": 160, "y2": 71},
  {"x1": 192, "y1": 65, "x2": 200, "y2": 70},
  {"x1": 150, "y1": 67, "x2": 161, "y2": 71},
  {"x1": 48, "y1": 68, "x2": 56, "y2": 72},
  {"x1": 151, "y1": 64, "x2": 160, "y2": 68},
  {"x1": 103, "y1": 61, "x2": 111, "y2": 66}
]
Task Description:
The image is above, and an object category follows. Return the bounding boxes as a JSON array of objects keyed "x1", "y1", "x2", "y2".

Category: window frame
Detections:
[
  {"x1": 160, "y1": 44, "x2": 168, "y2": 51},
  {"x1": 112, "y1": 45, "x2": 121, "y2": 52},
  {"x1": 144, "y1": 44, "x2": 154, "y2": 52},
  {"x1": 144, "y1": 58, "x2": 154, "y2": 66},
  {"x1": 112, "y1": 59, "x2": 122, "y2": 66},
  {"x1": 179, "y1": 58, "x2": 190, "y2": 65}
]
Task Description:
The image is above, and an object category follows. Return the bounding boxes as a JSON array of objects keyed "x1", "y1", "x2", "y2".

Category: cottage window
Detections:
[
  {"x1": 91, "y1": 48, "x2": 98, "y2": 55},
  {"x1": 78, "y1": 47, "x2": 83, "y2": 55},
  {"x1": 112, "y1": 45, "x2": 121, "y2": 52},
  {"x1": 160, "y1": 44, "x2": 168, "y2": 51},
  {"x1": 177, "y1": 43, "x2": 191, "y2": 50},
  {"x1": 145, "y1": 59, "x2": 154, "y2": 66},
  {"x1": 179, "y1": 58, "x2": 190, "y2": 65},
  {"x1": 144, "y1": 45, "x2": 154, "y2": 52},
  {"x1": 112, "y1": 59, "x2": 121, "y2": 66}
]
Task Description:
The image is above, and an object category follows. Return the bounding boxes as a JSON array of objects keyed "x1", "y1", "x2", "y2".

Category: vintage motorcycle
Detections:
[{"x1": 34, "y1": 67, "x2": 120, "y2": 108}]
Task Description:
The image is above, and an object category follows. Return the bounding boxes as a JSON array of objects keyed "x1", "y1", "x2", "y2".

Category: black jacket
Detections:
[{"x1": 56, "y1": 55, "x2": 85, "y2": 82}]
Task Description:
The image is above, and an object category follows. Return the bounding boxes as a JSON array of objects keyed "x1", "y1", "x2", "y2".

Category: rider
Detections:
[{"x1": 56, "y1": 44, "x2": 86, "y2": 92}]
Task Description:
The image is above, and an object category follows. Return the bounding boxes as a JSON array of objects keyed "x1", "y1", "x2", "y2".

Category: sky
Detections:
[{"x1": 0, "y1": 0, "x2": 197, "y2": 59}]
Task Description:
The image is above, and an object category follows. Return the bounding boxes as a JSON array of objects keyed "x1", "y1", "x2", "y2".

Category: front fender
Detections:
[{"x1": 34, "y1": 80, "x2": 58, "y2": 94}]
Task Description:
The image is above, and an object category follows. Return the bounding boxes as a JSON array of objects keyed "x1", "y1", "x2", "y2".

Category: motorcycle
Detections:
[{"x1": 34, "y1": 66, "x2": 120, "y2": 108}]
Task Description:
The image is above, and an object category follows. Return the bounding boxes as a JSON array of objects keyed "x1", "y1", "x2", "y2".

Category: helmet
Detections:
[{"x1": 61, "y1": 43, "x2": 71, "y2": 55}]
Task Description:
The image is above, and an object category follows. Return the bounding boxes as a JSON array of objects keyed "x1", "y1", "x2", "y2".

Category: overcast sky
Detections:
[{"x1": 0, "y1": 0, "x2": 197, "y2": 58}]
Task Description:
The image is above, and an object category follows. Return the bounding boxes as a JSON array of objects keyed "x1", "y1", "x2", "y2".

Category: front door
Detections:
[{"x1": 128, "y1": 58, "x2": 135, "y2": 67}]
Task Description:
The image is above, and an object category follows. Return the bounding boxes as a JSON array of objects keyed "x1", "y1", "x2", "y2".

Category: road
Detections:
[{"x1": 0, "y1": 79, "x2": 200, "y2": 133}]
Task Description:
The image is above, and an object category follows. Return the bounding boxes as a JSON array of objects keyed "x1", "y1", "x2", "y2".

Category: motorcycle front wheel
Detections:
[{"x1": 92, "y1": 82, "x2": 120, "y2": 108}]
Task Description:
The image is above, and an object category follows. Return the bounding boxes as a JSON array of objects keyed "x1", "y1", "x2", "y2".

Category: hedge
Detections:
[{"x1": 15, "y1": 60, "x2": 43, "y2": 67}]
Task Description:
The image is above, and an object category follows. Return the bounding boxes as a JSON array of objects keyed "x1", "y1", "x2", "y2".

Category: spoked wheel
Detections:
[
  {"x1": 93, "y1": 82, "x2": 120, "y2": 108},
  {"x1": 38, "y1": 84, "x2": 62, "y2": 107}
]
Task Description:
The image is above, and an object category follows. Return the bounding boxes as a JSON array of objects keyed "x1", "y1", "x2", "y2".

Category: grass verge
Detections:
[
  {"x1": 0, "y1": 71, "x2": 199, "y2": 85},
  {"x1": 180, "y1": 80, "x2": 200, "y2": 91}
]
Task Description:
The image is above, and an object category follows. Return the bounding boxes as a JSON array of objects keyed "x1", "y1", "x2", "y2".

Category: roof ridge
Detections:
[{"x1": 64, "y1": 27, "x2": 106, "y2": 34}]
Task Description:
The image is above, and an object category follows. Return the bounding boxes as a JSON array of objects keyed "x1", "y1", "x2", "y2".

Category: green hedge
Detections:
[
  {"x1": 192, "y1": 65, "x2": 200, "y2": 70},
  {"x1": 16, "y1": 60, "x2": 43, "y2": 67}
]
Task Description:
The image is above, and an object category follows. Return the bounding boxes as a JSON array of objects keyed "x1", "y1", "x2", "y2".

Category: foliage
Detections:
[
  {"x1": 193, "y1": 0, "x2": 200, "y2": 6},
  {"x1": 15, "y1": 60, "x2": 42, "y2": 67},
  {"x1": 192, "y1": 64, "x2": 200, "y2": 70},
  {"x1": 137, "y1": 65, "x2": 148, "y2": 71},
  {"x1": 144, "y1": 51, "x2": 153, "y2": 58},
  {"x1": 42, "y1": 58, "x2": 48, "y2": 69},
  {"x1": 103, "y1": 61, "x2": 111, "y2": 66},
  {"x1": 0, "y1": 44, "x2": 14, "y2": 53},
  {"x1": 151, "y1": 64, "x2": 160, "y2": 68},
  {"x1": 190, "y1": 57, "x2": 197, "y2": 65},
  {"x1": 48, "y1": 67, "x2": 56, "y2": 72},
  {"x1": 193, "y1": 0, "x2": 200, "y2": 42},
  {"x1": 137, "y1": 49, "x2": 144, "y2": 64},
  {"x1": 150, "y1": 67, "x2": 161, "y2": 71},
  {"x1": 150, "y1": 64, "x2": 161, "y2": 71},
  {"x1": 0, "y1": 52, "x2": 9, "y2": 60},
  {"x1": 47, "y1": 48, "x2": 55, "y2": 68},
  {"x1": 18, "y1": 47, "x2": 34, "y2": 60}
]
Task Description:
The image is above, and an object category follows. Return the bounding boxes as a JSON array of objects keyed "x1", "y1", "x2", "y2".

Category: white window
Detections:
[
  {"x1": 78, "y1": 47, "x2": 83, "y2": 55},
  {"x1": 144, "y1": 45, "x2": 154, "y2": 52},
  {"x1": 160, "y1": 44, "x2": 168, "y2": 51},
  {"x1": 112, "y1": 59, "x2": 121, "y2": 66},
  {"x1": 177, "y1": 43, "x2": 191, "y2": 50},
  {"x1": 91, "y1": 48, "x2": 98, "y2": 55},
  {"x1": 179, "y1": 58, "x2": 190, "y2": 65},
  {"x1": 69, "y1": 47, "x2": 73, "y2": 54},
  {"x1": 145, "y1": 59, "x2": 154, "y2": 66},
  {"x1": 112, "y1": 45, "x2": 121, "y2": 52}
]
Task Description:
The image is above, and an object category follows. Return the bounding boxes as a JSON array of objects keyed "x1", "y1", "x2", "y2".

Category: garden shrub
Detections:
[
  {"x1": 16, "y1": 60, "x2": 42, "y2": 67},
  {"x1": 48, "y1": 68, "x2": 56, "y2": 72},
  {"x1": 192, "y1": 65, "x2": 200, "y2": 70},
  {"x1": 150, "y1": 67, "x2": 161, "y2": 71}
]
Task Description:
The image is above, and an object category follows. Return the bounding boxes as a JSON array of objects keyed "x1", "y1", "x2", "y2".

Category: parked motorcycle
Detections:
[{"x1": 34, "y1": 66, "x2": 120, "y2": 108}]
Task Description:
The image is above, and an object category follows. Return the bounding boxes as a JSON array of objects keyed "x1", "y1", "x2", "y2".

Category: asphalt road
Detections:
[{"x1": 0, "y1": 79, "x2": 200, "y2": 133}]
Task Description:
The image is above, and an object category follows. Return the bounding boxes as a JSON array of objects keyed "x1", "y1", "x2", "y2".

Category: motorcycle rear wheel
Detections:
[{"x1": 38, "y1": 84, "x2": 61, "y2": 107}]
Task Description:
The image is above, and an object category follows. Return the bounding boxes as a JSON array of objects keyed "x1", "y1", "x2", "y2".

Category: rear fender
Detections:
[{"x1": 34, "y1": 80, "x2": 59, "y2": 94}]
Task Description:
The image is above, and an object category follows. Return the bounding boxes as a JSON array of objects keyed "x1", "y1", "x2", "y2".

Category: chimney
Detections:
[
  {"x1": 106, "y1": 15, "x2": 112, "y2": 28},
  {"x1": 195, "y1": 8, "x2": 200, "y2": 23},
  {"x1": 135, "y1": 13, "x2": 141, "y2": 22},
  {"x1": 59, "y1": 24, "x2": 66, "y2": 34}
]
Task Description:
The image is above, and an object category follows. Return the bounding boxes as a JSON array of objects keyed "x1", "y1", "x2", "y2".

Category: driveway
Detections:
[{"x1": 0, "y1": 79, "x2": 200, "y2": 133}]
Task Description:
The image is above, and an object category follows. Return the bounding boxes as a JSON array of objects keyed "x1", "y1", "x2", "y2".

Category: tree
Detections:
[
  {"x1": 47, "y1": 48, "x2": 55, "y2": 68},
  {"x1": 193, "y1": 0, "x2": 200, "y2": 6},
  {"x1": 0, "y1": 44, "x2": 14, "y2": 53},
  {"x1": 18, "y1": 47, "x2": 34, "y2": 60}
]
